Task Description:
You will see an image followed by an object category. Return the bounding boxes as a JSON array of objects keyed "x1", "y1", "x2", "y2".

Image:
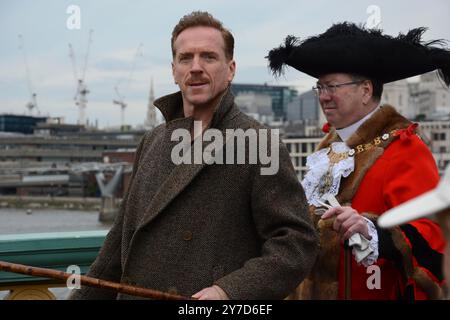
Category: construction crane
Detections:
[
  {"x1": 113, "y1": 43, "x2": 143, "y2": 128},
  {"x1": 18, "y1": 34, "x2": 39, "y2": 115},
  {"x1": 68, "y1": 29, "x2": 93, "y2": 126}
]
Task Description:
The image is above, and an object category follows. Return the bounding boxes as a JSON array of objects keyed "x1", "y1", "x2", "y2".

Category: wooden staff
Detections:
[
  {"x1": 323, "y1": 195, "x2": 352, "y2": 300},
  {"x1": 0, "y1": 260, "x2": 192, "y2": 300},
  {"x1": 344, "y1": 241, "x2": 352, "y2": 300}
]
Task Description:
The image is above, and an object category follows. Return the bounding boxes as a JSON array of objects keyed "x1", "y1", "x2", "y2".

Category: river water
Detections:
[
  {"x1": 0, "y1": 208, "x2": 112, "y2": 299},
  {"x1": 0, "y1": 208, "x2": 112, "y2": 234}
]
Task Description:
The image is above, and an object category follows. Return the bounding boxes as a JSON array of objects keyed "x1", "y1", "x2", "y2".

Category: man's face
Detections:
[
  {"x1": 172, "y1": 26, "x2": 236, "y2": 111},
  {"x1": 317, "y1": 73, "x2": 368, "y2": 129}
]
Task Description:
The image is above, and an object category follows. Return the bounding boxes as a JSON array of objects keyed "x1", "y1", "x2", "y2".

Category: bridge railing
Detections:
[{"x1": 0, "y1": 230, "x2": 107, "y2": 299}]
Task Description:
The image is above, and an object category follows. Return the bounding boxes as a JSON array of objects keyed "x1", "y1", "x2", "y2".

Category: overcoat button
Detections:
[{"x1": 183, "y1": 231, "x2": 193, "y2": 241}]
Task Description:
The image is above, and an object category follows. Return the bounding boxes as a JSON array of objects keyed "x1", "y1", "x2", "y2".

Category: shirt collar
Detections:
[{"x1": 336, "y1": 106, "x2": 380, "y2": 142}]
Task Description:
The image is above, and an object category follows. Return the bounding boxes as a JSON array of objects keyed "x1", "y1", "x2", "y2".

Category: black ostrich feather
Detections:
[
  {"x1": 397, "y1": 27, "x2": 450, "y2": 86},
  {"x1": 303, "y1": 22, "x2": 385, "y2": 43},
  {"x1": 266, "y1": 35, "x2": 299, "y2": 77}
]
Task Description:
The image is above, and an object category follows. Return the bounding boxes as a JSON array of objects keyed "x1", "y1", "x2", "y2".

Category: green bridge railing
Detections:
[{"x1": 0, "y1": 230, "x2": 107, "y2": 299}]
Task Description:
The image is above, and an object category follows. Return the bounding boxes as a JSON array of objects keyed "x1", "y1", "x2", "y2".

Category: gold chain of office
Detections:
[
  {"x1": 326, "y1": 129, "x2": 400, "y2": 165},
  {"x1": 318, "y1": 129, "x2": 401, "y2": 195}
]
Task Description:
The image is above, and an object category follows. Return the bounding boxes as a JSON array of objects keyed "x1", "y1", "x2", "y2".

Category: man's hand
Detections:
[
  {"x1": 321, "y1": 206, "x2": 371, "y2": 242},
  {"x1": 192, "y1": 285, "x2": 229, "y2": 300}
]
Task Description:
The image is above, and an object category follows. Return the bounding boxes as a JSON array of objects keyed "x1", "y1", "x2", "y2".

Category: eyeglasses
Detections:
[{"x1": 312, "y1": 80, "x2": 363, "y2": 96}]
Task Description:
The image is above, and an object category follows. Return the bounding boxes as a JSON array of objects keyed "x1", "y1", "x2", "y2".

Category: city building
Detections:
[
  {"x1": 282, "y1": 135, "x2": 323, "y2": 179},
  {"x1": 234, "y1": 92, "x2": 274, "y2": 124},
  {"x1": 419, "y1": 120, "x2": 450, "y2": 174},
  {"x1": 0, "y1": 114, "x2": 47, "y2": 134},
  {"x1": 0, "y1": 127, "x2": 142, "y2": 198},
  {"x1": 370, "y1": 72, "x2": 450, "y2": 122},
  {"x1": 231, "y1": 83, "x2": 298, "y2": 120},
  {"x1": 381, "y1": 79, "x2": 412, "y2": 118},
  {"x1": 0, "y1": 129, "x2": 144, "y2": 163},
  {"x1": 33, "y1": 122, "x2": 85, "y2": 136},
  {"x1": 286, "y1": 90, "x2": 320, "y2": 125},
  {"x1": 409, "y1": 71, "x2": 450, "y2": 120}
]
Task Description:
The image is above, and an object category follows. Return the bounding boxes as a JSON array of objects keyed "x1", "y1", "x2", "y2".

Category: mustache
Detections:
[{"x1": 186, "y1": 77, "x2": 209, "y2": 84}]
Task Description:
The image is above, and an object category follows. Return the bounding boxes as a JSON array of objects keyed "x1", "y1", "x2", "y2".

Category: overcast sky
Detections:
[{"x1": 1, "y1": 0, "x2": 449, "y2": 128}]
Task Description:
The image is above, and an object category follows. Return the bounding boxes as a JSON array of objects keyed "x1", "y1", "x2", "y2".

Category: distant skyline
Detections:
[{"x1": 1, "y1": 0, "x2": 449, "y2": 128}]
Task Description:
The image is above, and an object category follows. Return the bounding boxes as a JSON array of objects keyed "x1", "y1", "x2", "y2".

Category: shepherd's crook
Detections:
[{"x1": 0, "y1": 260, "x2": 192, "y2": 300}]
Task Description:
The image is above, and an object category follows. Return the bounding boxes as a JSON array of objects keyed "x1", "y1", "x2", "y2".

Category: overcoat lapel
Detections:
[
  {"x1": 136, "y1": 88, "x2": 238, "y2": 230},
  {"x1": 137, "y1": 149, "x2": 206, "y2": 229}
]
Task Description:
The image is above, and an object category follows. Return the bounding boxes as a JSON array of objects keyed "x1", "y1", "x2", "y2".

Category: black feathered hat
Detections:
[{"x1": 267, "y1": 22, "x2": 450, "y2": 86}]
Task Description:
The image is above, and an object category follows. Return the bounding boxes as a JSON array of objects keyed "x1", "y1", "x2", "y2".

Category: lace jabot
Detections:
[{"x1": 301, "y1": 142, "x2": 355, "y2": 207}]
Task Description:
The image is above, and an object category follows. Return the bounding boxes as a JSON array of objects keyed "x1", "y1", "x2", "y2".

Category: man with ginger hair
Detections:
[{"x1": 69, "y1": 11, "x2": 317, "y2": 300}]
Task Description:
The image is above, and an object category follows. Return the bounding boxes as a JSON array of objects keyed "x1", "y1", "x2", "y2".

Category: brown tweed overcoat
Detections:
[{"x1": 69, "y1": 88, "x2": 318, "y2": 300}]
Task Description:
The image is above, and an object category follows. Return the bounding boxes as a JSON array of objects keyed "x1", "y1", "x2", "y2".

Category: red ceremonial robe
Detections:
[{"x1": 295, "y1": 105, "x2": 445, "y2": 300}]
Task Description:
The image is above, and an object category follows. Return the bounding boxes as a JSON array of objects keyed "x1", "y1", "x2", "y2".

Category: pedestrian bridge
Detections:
[{"x1": 0, "y1": 230, "x2": 107, "y2": 299}]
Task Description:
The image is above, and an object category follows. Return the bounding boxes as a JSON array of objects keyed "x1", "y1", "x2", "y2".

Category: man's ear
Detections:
[
  {"x1": 172, "y1": 62, "x2": 177, "y2": 84},
  {"x1": 362, "y1": 80, "x2": 373, "y2": 105},
  {"x1": 227, "y1": 60, "x2": 236, "y2": 82}
]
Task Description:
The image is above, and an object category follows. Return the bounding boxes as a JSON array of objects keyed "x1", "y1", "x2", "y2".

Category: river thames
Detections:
[{"x1": 0, "y1": 208, "x2": 112, "y2": 234}]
